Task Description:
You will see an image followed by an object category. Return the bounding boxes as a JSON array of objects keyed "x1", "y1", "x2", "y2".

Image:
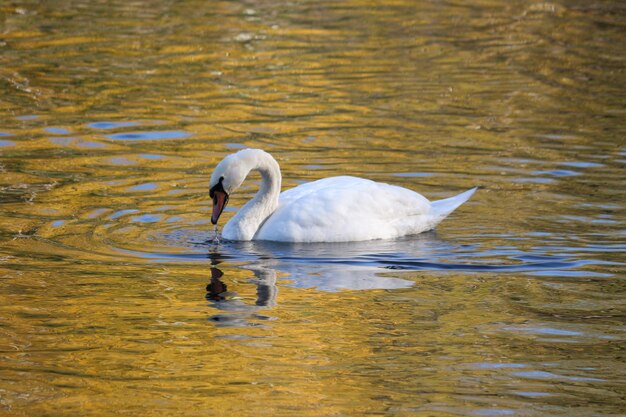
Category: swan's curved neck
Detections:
[{"x1": 223, "y1": 152, "x2": 281, "y2": 240}]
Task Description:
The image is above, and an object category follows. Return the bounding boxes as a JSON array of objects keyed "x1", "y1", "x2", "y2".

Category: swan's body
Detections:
[{"x1": 209, "y1": 149, "x2": 476, "y2": 243}]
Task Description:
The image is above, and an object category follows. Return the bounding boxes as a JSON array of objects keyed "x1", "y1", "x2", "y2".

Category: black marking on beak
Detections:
[
  {"x1": 209, "y1": 176, "x2": 225, "y2": 199},
  {"x1": 210, "y1": 177, "x2": 229, "y2": 224}
]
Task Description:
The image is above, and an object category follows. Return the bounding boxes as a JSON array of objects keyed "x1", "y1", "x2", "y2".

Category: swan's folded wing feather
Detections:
[{"x1": 255, "y1": 176, "x2": 432, "y2": 242}]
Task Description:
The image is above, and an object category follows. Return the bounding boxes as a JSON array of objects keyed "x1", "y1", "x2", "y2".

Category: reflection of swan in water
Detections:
[
  {"x1": 205, "y1": 233, "x2": 461, "y2": 294},
  {"x1": 205, "y1": 255, "x2": 278, "y2": 327},
  {"x1": 203, "y1": 235, "x2": 429, "y2": 326},
  {"x1": 270, "y1": 262, "x2": 414, "y2": 291},
  {"x1": 198, "y1": 232, "x2": 480, "y2": 326}
]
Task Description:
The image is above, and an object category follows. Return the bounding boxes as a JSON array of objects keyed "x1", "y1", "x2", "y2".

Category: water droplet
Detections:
[{"x1": 212, "y1": 226, "x2": 221, "y2": 244}]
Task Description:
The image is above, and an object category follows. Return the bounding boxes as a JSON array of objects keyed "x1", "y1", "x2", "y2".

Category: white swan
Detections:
[{"x1": 209, "y1": 149, "x2": 476, "y2": 242}]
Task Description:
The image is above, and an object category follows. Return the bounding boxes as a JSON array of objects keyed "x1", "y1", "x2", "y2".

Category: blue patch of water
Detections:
[
  {"x1": 513, "y1": 370, "x2": 603, "y2": 382},
  {"x1": 527, "y1": 270, "x2": 613, "y2": 277},
  {"x1": 512, "y1": 178, "x2": 555, "y2": 184},
  {"x1": 109, "y1": 157, "x2": 136, "y2": 165},
  {"x1": 86, "y1": 208, "x2": 110, "y2": 219},
  {"x1": 44, "y1": 127, "x2": 71, "y2": 134},
  {"x1": 88, "y1": 121, "x2": 139, "y2": 129},
  {"x1": 108, "y1": 209, "x2": 139, "y2": 219},
  {"x1": 560, "y1": 161, "x2": 604, "y2": 168},
  {"x1": 48, "y1": 137, "x2": 106, "y2": 148},
  {"x1": 533, "y1": 169, "x2": 580, "y2": 177},
  {"x1": 132, "y1": 214, "x2": 163, "y2": 223},
  {"x1": 107, "y1": 131, "x2": 191, "y2": 141},
  {"x1": 127, "y1": 183, "x2": 158, "y2": 191},
  {"x1": 77, "y1": 141, "x2": 107, "y2": 149},
  {"x1": 0, "y1": 140, "x2": 15, "y2": 147},
  {"x1": 226, "y1": 143, "x2": 246, "y2": 149},
  {"x1": 49, "y1": 137, "x2": 75, "y2": 146},
  {"x1": 512, "y1": 391, "x2": 553, "y2": 398},
  {"x1": 392, "y1": 172, "x2": 434, "y2": 177},
  {"x1": 503, "y1": 326, "x2": 582, "y2": 336},
  {"x1": 471, "y1": 409, "x2": 514, "y2": 416},
  {"x1": 470, "y1": 363, "x2": 527, "y2": 369},
  {"x1": 168, "y1": 189, "x2": 187, "y2": 195},
  {"x1": 139, "y1": 154, "x2": 166, "y2": 159},
  {"x1": 536, "y1": 133, "x2": 577, "y2": 140},
  {"x1": 513, "y1": 370, "x2": 559, "y2": 379},
  {"x1": 187, "y1": 219, "x2": 213, "y2": 225},
  {"x1": 591, "y1": 219, "x2": 618, "y2": 225}
]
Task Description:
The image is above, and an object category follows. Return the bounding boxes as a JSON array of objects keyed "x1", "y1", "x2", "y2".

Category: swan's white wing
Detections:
[{"x1": 254, "y1": 176, "x2": 433, "y2": 242}]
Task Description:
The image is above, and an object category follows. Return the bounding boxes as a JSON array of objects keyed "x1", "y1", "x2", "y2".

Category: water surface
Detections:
[{"x1": 1, "y1": 1, "x2": 624, "y2": 416}]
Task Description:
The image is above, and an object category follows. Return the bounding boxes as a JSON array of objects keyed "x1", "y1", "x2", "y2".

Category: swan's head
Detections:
[{"x1": 209, "y1": 151, "x2": 251, "y2": 224}]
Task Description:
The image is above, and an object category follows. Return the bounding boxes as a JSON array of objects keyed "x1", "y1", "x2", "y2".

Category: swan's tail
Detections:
[{"x1": 430, "y1": 187, "x2": 477, "y2": 221}]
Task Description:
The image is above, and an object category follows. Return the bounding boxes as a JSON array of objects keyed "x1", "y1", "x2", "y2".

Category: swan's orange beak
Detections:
[{"x1": 211, "y1": 190, "x2": 228, "y2": 224}]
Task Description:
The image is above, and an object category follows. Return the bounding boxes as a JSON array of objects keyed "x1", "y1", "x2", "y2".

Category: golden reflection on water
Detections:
[{"x1": 1, "y1": 0, "x2": 625, "y2": 416}]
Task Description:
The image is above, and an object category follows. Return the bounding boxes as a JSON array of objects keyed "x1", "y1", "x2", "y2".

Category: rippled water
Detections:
[{"x1": 1, "y1": 1, "x2": 625, "y2": 416}]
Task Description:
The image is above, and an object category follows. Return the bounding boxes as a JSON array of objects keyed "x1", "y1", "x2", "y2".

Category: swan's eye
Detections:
[{"x1": 209, "y1": 176, "x2": 225, "y2": 198}]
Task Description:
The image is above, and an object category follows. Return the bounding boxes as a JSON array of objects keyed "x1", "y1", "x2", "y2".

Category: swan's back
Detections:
[{"x1": 254, "y1": 176, "x2": 435, "y2": 242}]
